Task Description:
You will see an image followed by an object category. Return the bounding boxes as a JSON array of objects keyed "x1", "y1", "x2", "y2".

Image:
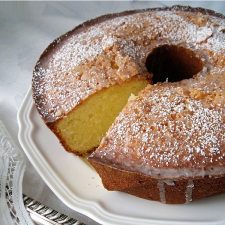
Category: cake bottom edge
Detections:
[{"x1": 89, "y1": 159, "x2": 225, "y2": 204}]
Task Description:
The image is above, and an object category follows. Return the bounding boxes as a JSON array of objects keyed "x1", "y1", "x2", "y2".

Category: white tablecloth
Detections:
[{"x1": 1, "y1": 2, "x2": 225, "y2": 224}]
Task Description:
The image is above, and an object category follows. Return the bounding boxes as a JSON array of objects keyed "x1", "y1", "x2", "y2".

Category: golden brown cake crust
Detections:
[
  {"x1": 90, "y1": 160, "x2": 225, "y2": 204},
  {"x1": 33, "y1": 5, "x2": 225, "y2": 124},
  {"x1": 89, "y1": 74, "x2": 225, "y2": 175},
  {"x1": 86, "y1": 6, "x2": 225, "y2": 203},
  {"x1": 89, "y1": 72, "x2": 225, "y2": 203},
  {"x1": 32, "y1": 5, "x2": 225, "y2": 203}
]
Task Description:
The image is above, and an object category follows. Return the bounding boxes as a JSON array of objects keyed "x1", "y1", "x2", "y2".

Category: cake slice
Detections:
[
  {"x1": 88, "y1": 78, "x2": 225, "y2": 203},
  {"x1": 52, "y1": 78, "x2": 148, "y2": 155}
]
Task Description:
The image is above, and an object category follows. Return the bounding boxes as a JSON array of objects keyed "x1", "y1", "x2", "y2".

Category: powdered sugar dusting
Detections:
[
  {"x1": 33, "y1": 8, "x2": 225, "y2": 122},
  {"x1": 95, "y1": 79, "x2": 225, "y2": 175}
]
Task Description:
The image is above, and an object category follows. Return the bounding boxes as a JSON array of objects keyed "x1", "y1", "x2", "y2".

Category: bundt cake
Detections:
[{"x1": 32, "y1": 6, "x2": 225, "y2": 203}]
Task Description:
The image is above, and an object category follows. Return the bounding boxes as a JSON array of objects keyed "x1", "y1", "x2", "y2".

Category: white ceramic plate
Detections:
[{"x1": 18, "y1": 88, "x2": 225, "y2": 225}]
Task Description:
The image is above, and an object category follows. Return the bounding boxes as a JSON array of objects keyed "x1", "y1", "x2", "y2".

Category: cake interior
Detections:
[
  {"x1": 53, "y1": 45, "x2": 204, "y2": 156},
  {"x1": 54, "y1": 77, "x2": 148, "y2": 155}
]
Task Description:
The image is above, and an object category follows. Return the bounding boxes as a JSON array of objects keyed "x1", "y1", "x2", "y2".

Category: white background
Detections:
[{"x1": 1, "y1": 1, "x2": 225, "y2": 224}]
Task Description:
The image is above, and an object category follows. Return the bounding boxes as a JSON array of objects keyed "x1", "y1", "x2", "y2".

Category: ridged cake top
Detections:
[{"x1": 33, "y1": 6, "x2": 225, "y2": 123}]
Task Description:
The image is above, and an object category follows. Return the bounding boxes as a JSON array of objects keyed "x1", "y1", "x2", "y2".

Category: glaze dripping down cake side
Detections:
[
  {"x1": 33, "y1": 5, "x2": 225, "y2": 203},
  {"x1": 89, "y1": 73, "x2": 225, "y2": 203}
]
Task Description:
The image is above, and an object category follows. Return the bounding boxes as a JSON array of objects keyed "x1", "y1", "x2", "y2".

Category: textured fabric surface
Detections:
[
  {"x1": 0, "y1": 121, "x2": 34, "y2": 225},
  {"x1": 0, "y1": 2, "x2": 225, "y2": 225}
]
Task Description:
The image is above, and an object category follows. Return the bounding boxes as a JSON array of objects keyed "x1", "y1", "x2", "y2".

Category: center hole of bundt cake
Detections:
[{"x1": 145, "y1": 45, "x2": 203, "y2": 84}]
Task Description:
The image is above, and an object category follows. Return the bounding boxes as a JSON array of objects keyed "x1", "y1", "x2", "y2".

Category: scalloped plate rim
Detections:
[{"x1": 17, "y1": 88, "x2": 225, "y2": 225}]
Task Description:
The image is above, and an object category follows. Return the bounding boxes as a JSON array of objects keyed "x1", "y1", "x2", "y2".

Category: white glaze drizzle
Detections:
[
  {"x1": 157, "y1": 180, "x2": 166, "y2": 203},
  {"x1": 163, "y1": 179, "x2": 175, "y2": 186},
  {"x1": 185, "y1": 180, "x2": 194, "y2": 203},
  {"x1": 157, "y1": 179, "x2": 175, "y2": 203}
]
